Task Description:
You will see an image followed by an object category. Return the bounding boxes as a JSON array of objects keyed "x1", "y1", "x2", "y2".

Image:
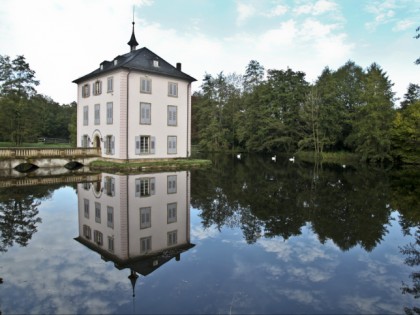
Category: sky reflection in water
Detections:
[{"x1": 0, "y1": 159, "x2": 418, "y2": 314}]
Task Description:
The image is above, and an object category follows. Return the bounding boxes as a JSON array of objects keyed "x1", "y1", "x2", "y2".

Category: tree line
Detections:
[
  {"x1": 0, "y1": 55, "x2": 76, "y2": 146},
  {"x1": 192, "y1": 59, "x2": 419, "y2": 164}
]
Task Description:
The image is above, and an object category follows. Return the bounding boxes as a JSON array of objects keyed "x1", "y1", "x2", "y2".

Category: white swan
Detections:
[
  {"x1": 289, "y1": 156, "x2": 295, "y2": 162},
  {"x1": 237, "y1": 154, "x2": 241, "y2": 159},
  {"x1": 272, "y1": 155, "x2": 276, "y2": 162}
]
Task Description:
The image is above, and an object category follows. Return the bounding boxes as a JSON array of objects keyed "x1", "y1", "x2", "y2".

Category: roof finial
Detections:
[{"x1": 127, "y1": 7, "x2": 139, "y2": 52}]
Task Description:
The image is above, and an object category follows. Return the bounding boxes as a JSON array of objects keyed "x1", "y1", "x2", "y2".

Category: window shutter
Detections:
[
  {"x1": 135, "y1": 136, "x2": 140, "y2": 155},
  {"x1": 150, "y1": 178, "x2": 156, "y2": 195},
  {"x1": 135, "y1": 178, "x2": 140, "y2": 197},
  {"x1": 111, "y1": 178, "x2": 115, "y2": 196},
  {"x1": 146, "y1": 106, "x2": 150, "y2": 124},
  {"x1": 150, "y1": 137, "x2": 156, "y2": 154},
  {"x1": 111, "y1": 136, "x2": 115, "y2": 155},
  {"x1": 104, "y1": 137, "x2": 108, "y2": 154},
  {"x1": 81, "y1": 136, "x2": 84, "y2": 147}
]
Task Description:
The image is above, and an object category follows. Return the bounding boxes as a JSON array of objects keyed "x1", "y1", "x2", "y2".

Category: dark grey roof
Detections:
[{"x1": 73, "y1": 47, "x2": 196, "y2": 84}]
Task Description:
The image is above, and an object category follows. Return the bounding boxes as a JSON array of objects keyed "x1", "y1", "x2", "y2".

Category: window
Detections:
[
  {"x1": 140, "y1": 103, "x2": 151, "y2": 124},
  {"x1": 140, "y1": 207, "x2": 151, "y2": 229},
  {"x1": 83, "y1": 225, "x2": 91, "y2": 239},
  {"x1": 94, "y1": 104, "x2": 100, "y2": 125},
  {"x1": 140, "y1": 77, "x2": 152, "y2": 93},
  {"x1": 135, "y1": 177, "x2": 156, "y2": 197},
  {"x1": 135, "y1": 136, "x2": 155, "y2": 155},
  {"x1": 153, "y1": 59, "x2": 159, "y2": 67},
  {"x1": 168, "y1": 82, "x2": 178, "y2": 97},
  {"x1": 84, "y1": 199, "x2": 89, "y2": 218},
  {"x1": 106, "y1": 102, "x2": 113, "y2": 124},
  {"x1": 108, "y1": 236, "x2": 114, "y2": 252},
  {"x1": 83, "y1": 106, "x2": 88, "y2": 126},
  {"x1": 167, "y1": 203, "x2": 177, "y2": 224},
  {"x1": 107, "y1": 77, "x2": 113, "y2": 93},
  {"x1": 140, "y1": 236, "x2": 151, "y2": 253},
  {"x1": 94, "y1": 230, "x2": 103, "y2": 246},
  {"x1": 95, "y1": 202, "x2": 101, "y2": 223},
  {"x1": 168, "y1": 105, "x2": 177, "y2": 126},
  {"x1": 167, "y1": 136, "x2": 177, "y2": 154},
  {"x1": 167, "y1": 175, "x2": 177, "y2": 194},
  {"x1": 93, "y1": 80, "x2": 102, "y2": 95},
  {"x1": 81, "y1": 135, "x2": 89, "y2": 148},
  {"x1": 83, "y1": 183, "x2": 91, "y2": 190},
  {"x1": 167, "y1": 230, "x2": 177, "y2": 246},
  {"x1": 107, "y1": 206, "x2": 114, "y2": 228},
  {"x1": 105, "y1": 135, "x2": 115, "y2": 155},
  {"x1": 82, "y1": 84, "x2": 90, "y2": 98},
  {"x1": 104, "y1": 176, "x2": 115, "y2": 196}
]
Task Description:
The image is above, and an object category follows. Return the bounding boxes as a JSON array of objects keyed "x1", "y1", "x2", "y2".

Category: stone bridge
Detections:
[{"x1": 0, "y1": 147, "x2": 101, "y2": 170}]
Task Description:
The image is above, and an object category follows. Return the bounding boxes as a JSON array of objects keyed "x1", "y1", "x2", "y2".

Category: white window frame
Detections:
[
  {"x1": 167, "y1": 203, "x2": 177, "y2": 224},
  {"x1": 167, "y1": 230, "x2": 178, "y2": 246},
  {"x1": 94, "y1": 230, "x2": 103, "y2": 246},
  {"x1": 107, "y1": 77, "x2": 113, "y2": 93},
  {"x1": 167, "y1": 136, "x2": 177, "y2": 154},
  {"x1": 104, "y1": 135, "x2": 115, "y2": 155},
  {"x1": 107, "y1": 206, "x2": 114, "y2": 228},
  {"x1": 167, "y1": 175, "x2": 177, "y2": 194},
  {"x1": 83, "y1": 106, "x2": 88, "y2": 126},
  {"x1": 140, "y1": 77, "x2": 152, "y2": 94},
  {"x1": 94, "y1": 104, "x2": 100, "y2": 125},
  {"x1": 106, "y1": 102, "x2": 113, "y2": 124},
  {"x1": 95, "y1": 202, "x2": 101, "y2": 223},
  {"x1": 167, "y1": 105, "x2": 177, "y2": 126},
  {"x1": 168, "y1": 82, "x2": 178, "y2": 97},
  {"x1": 140, "y1": 102, "x2": 151, "y2": 125},
  {"x1": 140, "y1": 236, "x2": 152, "y2": 253},
  {"x1": 140, "y1": 207, "x2": 151, "y2": 229},
  {"x1": 84, "y1": 199, "x2": 89, "y2": 218}
]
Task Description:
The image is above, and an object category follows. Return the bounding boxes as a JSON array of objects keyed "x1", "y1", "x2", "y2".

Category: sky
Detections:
[{"x1": 0, "y1": 0, "x2": 419, "y2": 105}]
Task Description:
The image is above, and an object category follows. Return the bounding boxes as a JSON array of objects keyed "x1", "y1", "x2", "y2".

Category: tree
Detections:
[
  {"x1": 401, "y1": 83, "x2": 420, "y2": 110},
  {"x1": 0, "y1": 55, "x2": 39, "y2": 97},
  {"x1": 348, "y1": 63, "x2": 395, "y2": 163},
  {"x1": 243, "y1": 60, "x2": 265, "y2": 93}
]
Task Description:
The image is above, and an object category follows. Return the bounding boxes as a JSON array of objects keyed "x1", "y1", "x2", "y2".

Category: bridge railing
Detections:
[{"x1": 0, "y1": 148, "x2": 101, "y2": 158}]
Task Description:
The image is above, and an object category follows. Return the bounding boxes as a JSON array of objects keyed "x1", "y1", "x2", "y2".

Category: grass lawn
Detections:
[{"x1": 89, "y1": 158, "x2": 212, "y2": 173}]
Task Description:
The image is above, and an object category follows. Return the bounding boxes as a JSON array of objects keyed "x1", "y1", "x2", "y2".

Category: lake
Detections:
[{"x1": 0, "y1": 154, "x2": 419, "y2": 314}]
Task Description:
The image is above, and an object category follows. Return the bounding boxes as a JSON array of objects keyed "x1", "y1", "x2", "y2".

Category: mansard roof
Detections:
[{"x1": 73, "y1": 47, "x2": 196, "y2": 84}]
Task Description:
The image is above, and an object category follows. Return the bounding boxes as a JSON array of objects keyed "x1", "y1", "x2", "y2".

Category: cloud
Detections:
[
  {"x1": 294, "y1": 0, "x2": 338, "y2": 16},
  {"x1": 393, "y1": 19, "x2": 416, "y2": 32},
  {"x1": 236, "y1": 1, "x2": 255, "y2": 25},
  {"x1": 263, "y1": 4, "x2": 288, "y2": 18}
]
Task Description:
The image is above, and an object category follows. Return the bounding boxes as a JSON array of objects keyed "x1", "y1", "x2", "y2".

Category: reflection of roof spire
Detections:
[
  {"x1": 128, "y1": 269, "x2": 139, "y2": 297},
  {"x1": 127, "y1": 8, "x2": 139, "y2": 52}
]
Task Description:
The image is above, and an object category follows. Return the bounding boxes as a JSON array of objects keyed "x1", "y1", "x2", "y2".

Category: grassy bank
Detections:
[
  {"x1": 296, "y1": 151, "x2": 361, "y2": 166},
  {"x1": 89, "y1": 158, "x2": 212, "y2": 173}
]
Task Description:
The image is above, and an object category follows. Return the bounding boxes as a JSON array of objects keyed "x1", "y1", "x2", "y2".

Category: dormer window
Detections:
[
  {"x1": 153, "y1": 59, "x2": 159, "y2": 67},
  {"x1": 93, "y1": 80, "x2": 102, "y2": 96},
  {"x1": 114, "y1": 59, "x2": 118, "y2": 66}
]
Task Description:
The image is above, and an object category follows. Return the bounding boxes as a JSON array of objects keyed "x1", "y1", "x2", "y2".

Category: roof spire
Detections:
[{"x1": 127, "y1": 8, "x2": 139, "y2": 52}]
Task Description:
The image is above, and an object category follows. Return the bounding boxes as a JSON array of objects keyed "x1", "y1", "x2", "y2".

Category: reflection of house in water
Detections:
[{"x1": 74, "y1": 171, "x2": 194, "y2": 295}]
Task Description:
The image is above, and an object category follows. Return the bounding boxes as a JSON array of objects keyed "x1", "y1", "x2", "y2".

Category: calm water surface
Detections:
[{"x1": 0, "y1": 154, "x2": 419, "y2": 314}]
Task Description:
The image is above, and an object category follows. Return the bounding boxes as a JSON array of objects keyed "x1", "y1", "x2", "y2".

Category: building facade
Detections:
[
  {"x1": 75, "y1": 171, "x2": 194, "y2": 279},
  {"x1": 73, "y1": 22, "x2": 196, "y2": 161}
]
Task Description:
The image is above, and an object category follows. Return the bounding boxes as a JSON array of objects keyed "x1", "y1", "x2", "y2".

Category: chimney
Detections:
[{"x1": 176, "y1": 63, "x2": 182, "y2": 71}]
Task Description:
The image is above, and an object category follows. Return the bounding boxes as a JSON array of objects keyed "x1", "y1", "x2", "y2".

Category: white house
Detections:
[
  {"x1": 75, "y1": 171, "x2": 194, "y2": 281},
  {"x1": 73, "y1": 22, "x2": 196, "y2": 161}
]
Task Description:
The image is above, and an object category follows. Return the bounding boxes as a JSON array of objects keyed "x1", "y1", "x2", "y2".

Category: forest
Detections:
[
  {"x1": 0, "y1": 55, "x2": 76, "y2": 146},
  {"x1": 192, "y1": 59, "x2": 420, "y2": 165}
]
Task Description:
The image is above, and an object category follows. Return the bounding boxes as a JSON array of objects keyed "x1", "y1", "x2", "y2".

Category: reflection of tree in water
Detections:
[
  {"x1": 400, "y1": 227, "x2": 420, "y2": 315},
  {"x1": 0, "y1": 184, "x2": 63, "y2": 252},
  {"x1": 191, "y1": 154, "x2": 418, "y2": 251}
]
